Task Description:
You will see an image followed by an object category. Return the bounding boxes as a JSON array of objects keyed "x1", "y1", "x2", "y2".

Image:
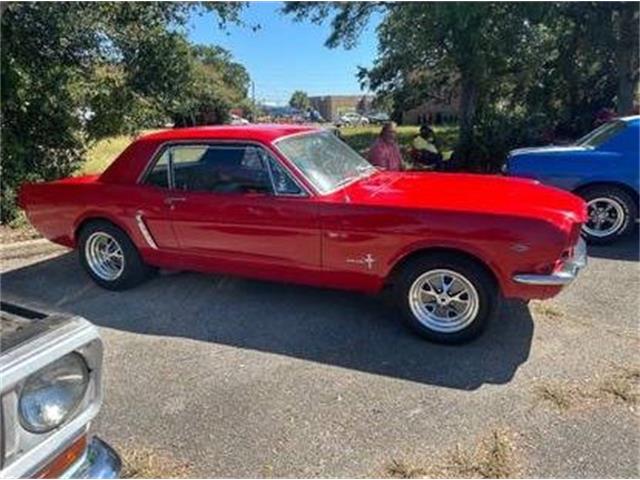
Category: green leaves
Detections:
[
  {"x1": 1, "y1": 2, "x2": 249, "y2": 222},
  {"x1": 283, "y1": 2, "x2": 639, "y2": 168},
  {"x1": 289, "y1": 90, "x2": 311, "y2": 110}
]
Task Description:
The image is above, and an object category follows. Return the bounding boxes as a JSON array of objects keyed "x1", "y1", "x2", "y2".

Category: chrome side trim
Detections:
[
  {"x1": 135, "y1": 212, "x2": 158, "y2": 249},
  {"x1": 513, "y1": 238, "x2": 587, "y2": 286}
]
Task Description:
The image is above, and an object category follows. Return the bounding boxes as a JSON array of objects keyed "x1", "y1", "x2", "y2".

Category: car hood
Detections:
[
  {"x1": 332, "y1": 171, "x2": 587, "y2": 225},
  {"x1": 509, "y1": 145, "x2": 587, "y2": 157}
]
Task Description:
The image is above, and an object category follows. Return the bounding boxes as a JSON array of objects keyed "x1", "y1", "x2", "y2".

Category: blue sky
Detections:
[{"x1": 187, "y1": 2, "x2": 381, "y2": 105}]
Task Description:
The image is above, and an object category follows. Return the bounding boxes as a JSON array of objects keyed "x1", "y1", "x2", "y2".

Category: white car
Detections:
[
  {"x1": 230, "y1": 113, "x2": 250, "y2": 125},
  {"x1": 338, "y1": 112, "x2": 369, "y2": 126}
]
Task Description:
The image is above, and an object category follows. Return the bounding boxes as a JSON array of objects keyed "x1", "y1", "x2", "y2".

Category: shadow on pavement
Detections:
[
  {"x1": 2, "y1": 252, "x2": 534, "y2": 390},
  {"x1": 587, "y1": 228, "x2": 639, "y2": 262}
]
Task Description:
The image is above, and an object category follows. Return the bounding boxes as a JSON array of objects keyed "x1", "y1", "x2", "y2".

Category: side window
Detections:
[
  {"x1": 144, "y1": 143, "x2": 304, "y2": 196},
  {"x1": 168, "y1": 144, "x2": 272, "y2": 194},
  {"x1": 267, "y1": 155, "x2": 304, "y2": 195},
  {"x1": 145, "y1": 152, "x2": 170, "y2": 188}
]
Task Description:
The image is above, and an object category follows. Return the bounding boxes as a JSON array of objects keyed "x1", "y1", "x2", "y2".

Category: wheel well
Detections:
[
  {"x1": 385, "y1": 247, "x2": 499, "y2": 289},
  {"x1": 574, "y1": 182, "x2": 639, "y2": 209},
  {"x1": 74, "y1": 217, "x2": 122, "y2": 243}
]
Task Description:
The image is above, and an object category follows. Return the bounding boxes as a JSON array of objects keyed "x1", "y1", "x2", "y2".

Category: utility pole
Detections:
[{"x1": 251, "y1": 81, "x2": 256, "y2": 122}]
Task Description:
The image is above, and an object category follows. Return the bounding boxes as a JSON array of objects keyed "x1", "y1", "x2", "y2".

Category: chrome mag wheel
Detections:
[
  {"x1": 408, "y1": 269, "x2": 480, "y2": 333},
  {"x1": 584, "y1": 197, "x2": 625, "y2": 238},
  {"x1": 85, "y1": 232, "x2": 125, "y2": 281}
]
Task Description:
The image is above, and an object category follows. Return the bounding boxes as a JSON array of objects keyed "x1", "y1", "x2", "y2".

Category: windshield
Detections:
[
  {"x1": 275, "y1": 131, "x2": 376, "y2": 194},
  {"x1": 576, "y1": 120, "x2": 626, "y2": 148}
]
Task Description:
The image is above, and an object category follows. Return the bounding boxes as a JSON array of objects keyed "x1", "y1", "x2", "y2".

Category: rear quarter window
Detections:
[{"x1": 577, "y1": 120, "x2": 626, "y2": 148}]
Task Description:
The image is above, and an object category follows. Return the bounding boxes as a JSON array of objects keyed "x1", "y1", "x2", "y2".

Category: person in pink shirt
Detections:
[{"x1": 368, "y1": 122, "x2": 404, "y2": 171}]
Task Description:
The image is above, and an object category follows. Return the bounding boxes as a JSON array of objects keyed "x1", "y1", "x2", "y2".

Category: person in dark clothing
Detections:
[{"x1": 411, "y1": 125, "x2": 445, "y2": 170}]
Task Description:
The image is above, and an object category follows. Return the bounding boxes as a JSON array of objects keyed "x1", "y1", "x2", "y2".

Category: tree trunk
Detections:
[
  {"x1": 614, "y1": 4, "x2": 639, "y2": 115},
  {"x1": 458, "y1": 73, "x2": 478, "y2": 169}
]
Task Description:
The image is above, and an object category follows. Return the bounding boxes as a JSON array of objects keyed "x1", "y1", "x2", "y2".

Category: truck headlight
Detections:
[{"x1": 19, "y1": 353, "x2": 89, "y2": 433}]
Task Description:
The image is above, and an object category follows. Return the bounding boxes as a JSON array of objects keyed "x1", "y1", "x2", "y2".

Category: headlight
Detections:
[{"x1": 19, "y1": 353, "x2": 89, "y2": 433}]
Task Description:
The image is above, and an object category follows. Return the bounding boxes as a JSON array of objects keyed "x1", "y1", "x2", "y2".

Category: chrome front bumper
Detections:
[
  {"x1": 513, "y1": 238, "x2": 587, "y2": 286},
  {"x1": 63, "y1": 437, "x2": 121, "y2": 479}
]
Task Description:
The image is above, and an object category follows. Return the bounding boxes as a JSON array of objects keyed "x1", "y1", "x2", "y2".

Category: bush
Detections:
[{"x1": 452, "y1": 111, "x2": 553, "y2": 172}]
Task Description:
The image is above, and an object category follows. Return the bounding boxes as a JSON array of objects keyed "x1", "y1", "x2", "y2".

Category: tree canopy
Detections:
[
  {"x1": 284, "y1": 2, "x2": 639, "y2": 168},
  {"x1": 289, "y1": 90, "x2": 311, "y2": 110},
  {"x1": 1, "y1": 2, "x2": 251, "y2": 221}
]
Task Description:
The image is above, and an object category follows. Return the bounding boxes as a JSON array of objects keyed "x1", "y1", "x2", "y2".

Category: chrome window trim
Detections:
[
  {"x1": 272, "y1": 129, "x2": 378, "y2": 196},
  {"x1": 137, "y1": 139, "x2": 311, "y2": 198}
]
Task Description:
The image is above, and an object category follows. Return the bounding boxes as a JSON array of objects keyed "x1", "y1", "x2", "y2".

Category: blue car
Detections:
[{"x1": 505, "y1": 115, "x2": 639, "y2": 244}]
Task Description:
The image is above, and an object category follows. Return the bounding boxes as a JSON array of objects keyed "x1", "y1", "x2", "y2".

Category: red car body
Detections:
[{"x1": 19, "y1": 125, "x2": 587, "y2": 302}]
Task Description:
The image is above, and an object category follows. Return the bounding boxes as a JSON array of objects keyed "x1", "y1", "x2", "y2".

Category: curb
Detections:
[{"x1": 0, "y1": 238, "x2": 52, "y2": 250}]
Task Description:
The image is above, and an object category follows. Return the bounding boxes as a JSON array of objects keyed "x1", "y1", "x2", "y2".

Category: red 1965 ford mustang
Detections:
[{"x1": 19, "y1": 125, "x2": 588, "y2": 343}]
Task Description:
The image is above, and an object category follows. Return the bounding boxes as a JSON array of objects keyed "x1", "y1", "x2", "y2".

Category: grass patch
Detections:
[
  {"x1": 81, "y1": 134, "x2": 137, "y2": 175},
  {"x1": 598, "y1": 367, "x2": 640, "y2": 405},
  {"x1": 533, "y1": 382, "x2": 576, "y2": 410},
  {"x1": 533, "y1": 367, "x2": 640, "y2": 411},
  {"x1": 445, "y1": 430, "x2": 516, "y2": 479},
  {"x1": 339, "y1": 124, "x2": 459, "y2": 160},
  {"x1": 382, "y1": 429, "x2": 518, "y2": 479},
  {"x1": 385, "y1": 459, "x2": 427, "y2": 479},
  {"x1": 81, "y1": 129, "x2": 162, "y2": 175},
  {"x1": 530, "y1": 301, "x2": 564, "y2": 320},
  {"x1": 1, "y1": 211, "x2": 41, "y2": 242},
  {"x1": 120, "y1": 445, "x2": 192, "y2": 479}
]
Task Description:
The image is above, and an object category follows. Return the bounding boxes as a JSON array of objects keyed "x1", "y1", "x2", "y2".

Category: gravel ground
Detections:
[{"x1": 2, "y1": 233, "x2": 638, "y2": 478}]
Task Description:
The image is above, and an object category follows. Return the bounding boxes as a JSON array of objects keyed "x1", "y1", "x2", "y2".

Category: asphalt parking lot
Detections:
[{"x1": 2, "y1": 233, "x2": 639, "y2": 477}]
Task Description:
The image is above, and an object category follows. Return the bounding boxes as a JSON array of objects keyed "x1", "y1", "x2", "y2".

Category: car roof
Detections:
[
  {"x1": 140, "y1": 124, "x2": 319, "y2": 144},
  {"x1": 620, "y1": 115, "x2": 640, "y2": 125}
]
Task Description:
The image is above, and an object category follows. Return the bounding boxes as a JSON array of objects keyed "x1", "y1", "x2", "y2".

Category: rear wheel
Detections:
[
  {"x1": 78, "y1": 220, "x2": 154, "y2": 290},
  {"x1": 394, "y1": 253, "x2": 499, "y2": 344},
  {"x1": 578, "y1": 186, "x2": 637, "y2": 245}
]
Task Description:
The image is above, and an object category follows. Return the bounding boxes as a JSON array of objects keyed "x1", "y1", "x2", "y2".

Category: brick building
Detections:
[
  {"x1": 309, "y1": 95, "x2": 374, "y2": 122},
  {"x1": 401, "y1": 97, "x2": 460, "y2": 125}
]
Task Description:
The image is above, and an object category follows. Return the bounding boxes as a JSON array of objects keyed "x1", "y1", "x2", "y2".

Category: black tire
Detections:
[
  {"x1": 78, "y1": 220, "x2": 154, "y2": 290},
  {"x1": 393, "y1": 253, "x2": 499, "y2": 344},
  {"x1": 578, "y1": 185, "x2": 638, "y2": 245}
]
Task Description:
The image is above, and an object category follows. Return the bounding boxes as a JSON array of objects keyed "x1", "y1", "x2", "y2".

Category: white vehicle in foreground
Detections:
[{"x1": 0, "y1": 301, "x2": 121, "y2": 478}]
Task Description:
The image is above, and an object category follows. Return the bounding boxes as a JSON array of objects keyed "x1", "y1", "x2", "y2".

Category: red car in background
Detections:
[{"x1": 19, "y1": 125, "x2": 587, "y2": 343}]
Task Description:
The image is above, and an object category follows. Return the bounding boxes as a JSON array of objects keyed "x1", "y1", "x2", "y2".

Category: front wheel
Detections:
[
  {"x1": 394, "y1": 254, "x2": 499, "y2": 344},
  {"x1": 579, "y1": 186, "x2": 637, "y2": 245}
]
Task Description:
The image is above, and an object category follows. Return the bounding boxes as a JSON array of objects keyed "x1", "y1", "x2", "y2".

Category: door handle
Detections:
[
  {"x1": 164, "y1": 196, "x2": 186, "y2": 205},
  {"x1": 164, "y1": 197, "x2": 186, "y2": 209}
]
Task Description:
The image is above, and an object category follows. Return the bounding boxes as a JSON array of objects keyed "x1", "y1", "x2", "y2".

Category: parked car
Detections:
[
  {"x1": 367, "y1": 112, "x2": 391, "y2": 125},
  {"x1": 337, "y1": 112, "x2": 369, "y2": 127},
  {"x1": 19, "y1": 125, "x2": 587, "y2": 344},
  {"x1": 504, "y1": 116, "x2": 639, "y2": 244},
  {"x1": 0, "y1": 301, "x2": 120, "y2": 478},
  {"x1": 229, "y1": 113, "x2": 250, "y2": 125}
]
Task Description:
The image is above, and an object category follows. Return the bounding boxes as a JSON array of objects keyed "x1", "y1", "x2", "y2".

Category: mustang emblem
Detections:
[{"x1": 346, "y1": 253, "x2": 376, "y2": 270}]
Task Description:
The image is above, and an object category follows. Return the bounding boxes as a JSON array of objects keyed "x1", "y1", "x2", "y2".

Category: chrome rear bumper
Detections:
[{"x1": 513, "y1": 238, "x2": 587, "y2": 286}]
